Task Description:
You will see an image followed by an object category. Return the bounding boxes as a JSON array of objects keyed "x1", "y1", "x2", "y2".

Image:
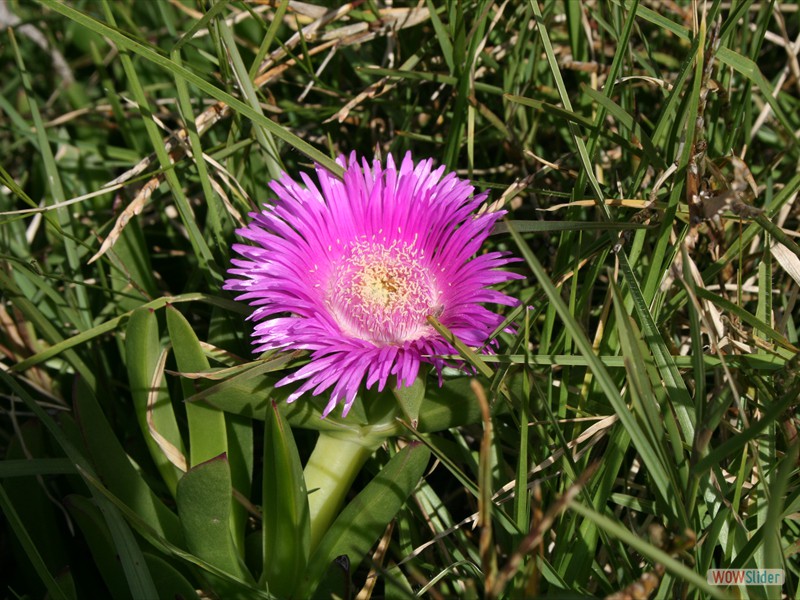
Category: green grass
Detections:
[{"x1": 1, "y1": 1, "x2": 799, "y2": 598}]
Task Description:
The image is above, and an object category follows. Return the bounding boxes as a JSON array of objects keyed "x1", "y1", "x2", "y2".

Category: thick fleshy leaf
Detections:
[
  {"x1": 73, "y1": 378, "x2": 183, "y2": 545},
  {"x1": 167, "y1": 305, "x2": 253, "y2": 559},
  {"x1": 297, "y1": 442, "x2": 431, "y2": 598},
  {"x1": 175, "y1": 454, "x2": 252, "y2": 584},
  {"x1": 185, "y1": 356, "x2": 287, "y2": 419},
  {"x1": 70, "y1": 495, "x2": 199, "y2": 600},
  {"x1": 80, "y1": 464, "x2": 266, "y2": 598},
  {"x1": 144, "y1": 552, "x2": 200, "y2": 600},
  {"x1": 166, "y1": 305, "x2": 228, "y2": 467},
  {"x1": 0, "y1": 372, "x2": 159, "y2": 600},
  {"x1": 66, "y1": 494, "x2": 135, "y2": 600},
  {"x1": 261, "y1": 401, "x2": 310, "y2": 596},
  {"x1": 392, "y1": 373, "x2": 426, "y2": 428},
  {"x1": 126, "y1": 307, "x2": 185, "y2": 496},
  {"x1": 417, "y1": 377, "x2": 483, "y2": 432},
  {"x1": 226, "y1": 414, "x2": 253, "y2": 557}
]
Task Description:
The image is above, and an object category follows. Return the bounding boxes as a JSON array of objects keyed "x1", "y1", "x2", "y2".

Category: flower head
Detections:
[{"x1": 225, "y1": 152, "x2": 520, "y2": 416}]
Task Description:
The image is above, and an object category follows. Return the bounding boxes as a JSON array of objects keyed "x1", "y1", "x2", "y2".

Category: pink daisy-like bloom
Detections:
[{"x1": 225, "y1": 152, "x2": 521, "y2": 417}]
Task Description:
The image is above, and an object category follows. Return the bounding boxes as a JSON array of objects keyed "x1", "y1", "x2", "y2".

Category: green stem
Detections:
[
  {"x1": 304, "y1": 431, "x2": 382, "y2": 550},
  {"x1": 302, "y1": 374, "x2": 426, "y2": 550}
]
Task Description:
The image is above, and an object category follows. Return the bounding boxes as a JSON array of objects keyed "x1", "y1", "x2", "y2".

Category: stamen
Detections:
[{"x1": 327, "y1": 239, "x2": 441, "y2": 344}]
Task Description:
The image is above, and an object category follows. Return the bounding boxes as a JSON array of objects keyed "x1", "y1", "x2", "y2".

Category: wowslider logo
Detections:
[{"x1": 707, "y1": 569, "x2": 785, "y2": 586}]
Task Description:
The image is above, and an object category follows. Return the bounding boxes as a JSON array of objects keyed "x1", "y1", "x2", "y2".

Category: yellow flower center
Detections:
[{"x1": 327, "y1": 238, "x2": 441, "y2": 344}]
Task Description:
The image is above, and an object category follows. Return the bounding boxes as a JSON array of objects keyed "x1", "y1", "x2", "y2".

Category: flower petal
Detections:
[{"x1": 226, "y1": 153, "x2": 521, "y2": 416}]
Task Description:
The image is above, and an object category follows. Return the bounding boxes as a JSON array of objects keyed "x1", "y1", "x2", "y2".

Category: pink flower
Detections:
[{"x1": 225, "y1": 153, "x2": 521, "y2": 416}]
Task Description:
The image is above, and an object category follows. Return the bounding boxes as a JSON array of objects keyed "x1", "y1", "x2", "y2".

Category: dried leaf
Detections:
[
  {"x1": 539, "y1": 198, "x2": 651, "y2": 212},
  {"x1": 147, "y1": 347, "x2": 188, "y2": 473},
  {"x1": 88, "y1": 177, "x2": 160, "y2": 264},
  {"x1": 772, "y1": 240, "x2": 800, "y2": 287}
]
